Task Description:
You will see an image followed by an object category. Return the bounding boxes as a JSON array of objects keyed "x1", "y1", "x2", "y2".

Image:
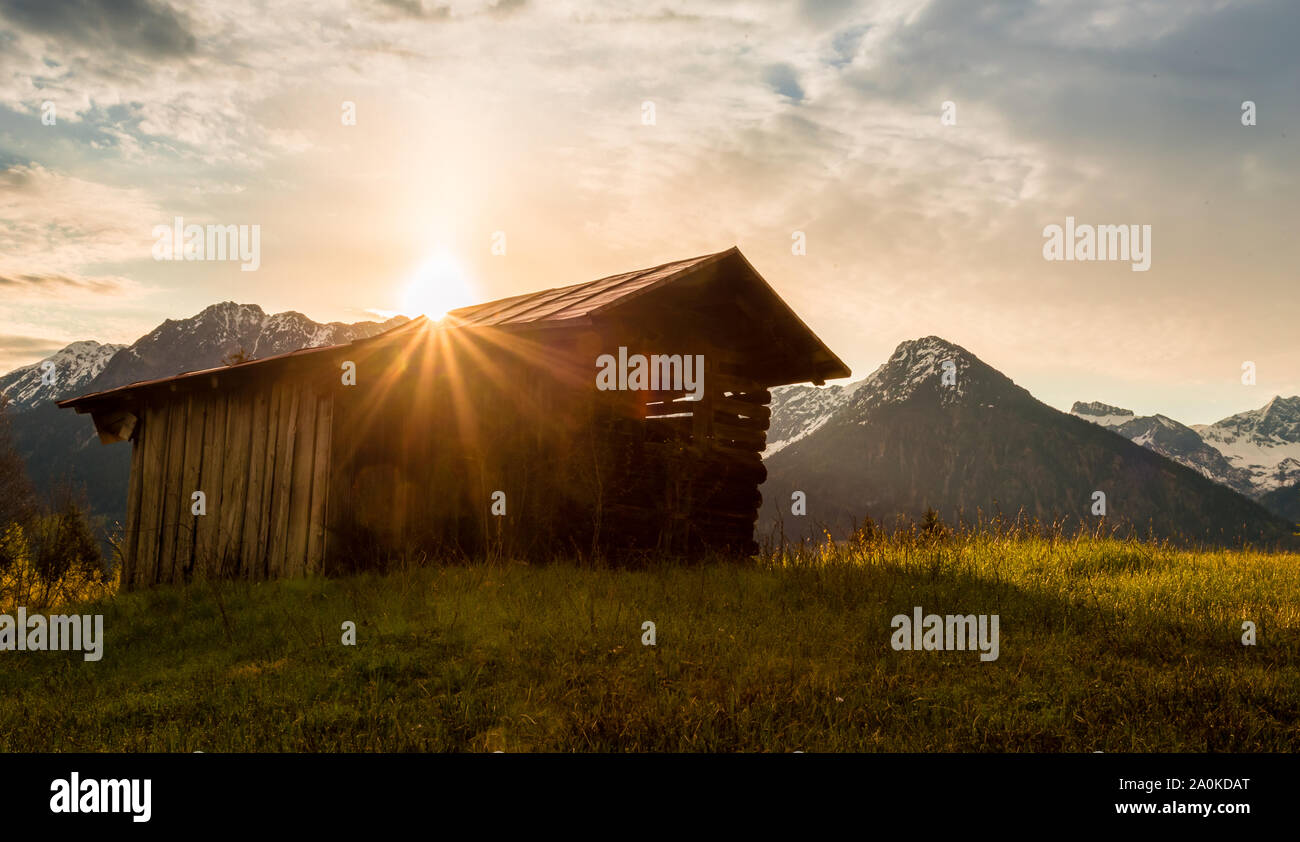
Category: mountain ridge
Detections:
[
  {"x1": 0, "y1": 340, "x2": 127, "y2": 411},
  {"x1": 762, "y1": 336, "x2": 1293, "y2": 547},
  {"x1": 1070, "y1": 396, "x2": 1300, "y2": 499},
  {"x1": 81, "y1": 302, "x2": 408, "y2": 400},
  {"x1": 2, "y1": 303, "x2": 410, "y2": 533}
]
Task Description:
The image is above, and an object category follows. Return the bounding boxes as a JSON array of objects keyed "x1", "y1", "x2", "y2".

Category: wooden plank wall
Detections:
[
  {"x1": 602, "y1": 338, "x2": 769, "y2": 555},
  {"x1": 120, "y1": 323, "x2": 776, "y2": 581},
  {"x1": 123, "y1": 376, "x2": 334, "y2": 589},
  {"x1": 322, "y1": 330, "x2": 611, "y2": 570}
]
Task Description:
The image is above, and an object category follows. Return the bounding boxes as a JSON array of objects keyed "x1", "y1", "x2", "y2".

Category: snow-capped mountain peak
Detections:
[
  {"x1": 761, "y1": 338, "x2": 1293, "y2": 546},
  {"x1": 1070, "y1": 401, "x2": 1135, "y2": 428},
  {"x1": 1072, "y1": 394, "x2": 1300, "y2": 498},
  {"x1": 848, "y1": 336, "x2": 1024, "y2": 412},
  {"x1": 765, "y1": 336, "x2": 1021, "y2": 457},
  {"x1": 870, "y1": 336, "x2": 967, "y2": 401},
  {"x1": 0, "y1": 340, "x2": 127, "y2": 411},
  {"x1": 1, "y1": 303, "x2": 410, "y2": 414},
  {"x1": 83, "y1": 303, "x2": 409, "y2": 396},
  {"x1": 1191, "y1": 395, "x2": 1300, "y2": 493}
]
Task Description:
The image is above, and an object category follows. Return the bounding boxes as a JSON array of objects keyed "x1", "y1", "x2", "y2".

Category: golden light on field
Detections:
[{"x1": 401, "y1": 250, "x2": 476, "y2": 320}]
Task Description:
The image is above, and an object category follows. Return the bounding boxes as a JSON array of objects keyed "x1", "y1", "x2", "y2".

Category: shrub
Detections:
[{"x1": 0, "y1": 398, "x2": 117, "y2": 610}]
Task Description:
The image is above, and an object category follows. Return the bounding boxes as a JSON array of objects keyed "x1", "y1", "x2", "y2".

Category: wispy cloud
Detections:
[
  {"x1": 0, "y1": 332, "x2": 63, "y2": 352},
  {"x1": 0, "y1": 163, "x2": 162, "y2": 280},
  {"x1": 0, "y1": 272, "x2": 133, "y2": 296}
]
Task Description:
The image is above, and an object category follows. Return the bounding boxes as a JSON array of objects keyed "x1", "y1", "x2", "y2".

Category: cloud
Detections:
[
  {"x1": 370, "y1": 0, "x2": 451, "y2": 20},
  {"x1": 799, "y1": 0, "x2": 860, "y2": 30},
  {"x1": 0, "y1": 163, "x2": 163, "y2": 281},
  {"x1": 0, "y1": 333, "x2": 62, "y2": 374},
  {"x1": 0, "y1": 333, "x2": 62, "y2": 352},
  {"x1": 0, "y1": 273, "x2": 131, "y2": 296},
  {"x1": 0, "y1": 0, "x2": 1293, "y2": 422},
  {"x1": 365, "y1": 0, "x2": 525, "y2": 21},
  {"x1": 0, "y1": 0, "x2": 197, "y2": 58},
  {"x1": 487, "y1": 0, "x2": 526, "y2": 18}
]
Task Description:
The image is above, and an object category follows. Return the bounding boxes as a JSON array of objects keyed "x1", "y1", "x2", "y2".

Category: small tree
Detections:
[
  {"x1": 33, "y1": 483, "x2": 103, "y2": 580},
  {"x1": 0, "y1": 394, "x2": 37, "y2": 530},
  {"x1": 920, "y1": 507, "x2": 950, "y2": 539},
  {"x1": 0, "y1": 395, "x2": 38, "y2": 576},
  {"x1": 0, "y1": 397, "x2": 112, "y2": 609},
  {"x1": 849, "y1": 514, "x2": 881, "y2": 549}
]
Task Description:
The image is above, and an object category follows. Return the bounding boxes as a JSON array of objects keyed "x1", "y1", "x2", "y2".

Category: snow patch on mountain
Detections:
[
  {"x1": 764, "y1": 337, "x2": 1018, "y2": 458},
  {"x1": 843, "y1": 336, "x2": 1027, "y2": 417},
  {"x1": 0, "y1": 341, "x2": 126, "y2": 411},
  {"x1": 866, "y1": 337, "x2": 969, "y2": 404},
  {"x1": 1, "y1": 303, "x2": 409, "y2": 413},
  {"x1": 1192, "y1": 398, "x2": 1300, "y2": 493},
  {"x1": 765, "y1": 376, "x2": 872, "y2": 457},
  {"x1": 82, "y1": 302, "x2": 409, "y2": 396},
  {"x1": 1070, "y1": 401, "x2": 1135, "y2": 428},
  {"x1": 1071, "y1": 395, "x2": 1300, "y2": 497}
]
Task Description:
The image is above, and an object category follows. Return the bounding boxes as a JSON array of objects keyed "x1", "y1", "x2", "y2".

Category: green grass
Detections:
[{"x1": 1, "y1": 533, "x2": 1298, "y2": 751}]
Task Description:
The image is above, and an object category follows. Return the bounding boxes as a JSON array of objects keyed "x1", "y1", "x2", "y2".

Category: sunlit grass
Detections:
[{"x1": 1, "y1": 532, "x2": 1296, "y2": 751}]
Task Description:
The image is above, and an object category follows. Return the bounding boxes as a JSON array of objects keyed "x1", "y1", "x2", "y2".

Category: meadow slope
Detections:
[{"x1": 1, "y1": 534, "x2": 1298, "y2": 751}]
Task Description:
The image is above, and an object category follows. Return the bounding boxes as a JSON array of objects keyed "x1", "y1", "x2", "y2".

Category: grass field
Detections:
[{"x1": 2, "y1": 531, "x2": 1298, "y2": 752}]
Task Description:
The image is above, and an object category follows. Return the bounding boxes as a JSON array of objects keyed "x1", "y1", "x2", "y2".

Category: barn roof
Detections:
[
  {"x1": 59, "y1": 246, "x2": 848, "y2": 412},
  {"x1": 444, "y1": 249, "x2": 729, "y2": 328}
]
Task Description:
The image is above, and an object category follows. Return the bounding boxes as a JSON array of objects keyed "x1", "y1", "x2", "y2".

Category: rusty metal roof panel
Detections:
[{"x1": 446, "y1": 250, "x2": 731, "y2": 327}]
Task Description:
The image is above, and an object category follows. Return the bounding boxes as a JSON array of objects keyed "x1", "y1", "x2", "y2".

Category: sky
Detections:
[{"x1": 0, "y1": 0, "x2": 1296, "y2": 425}]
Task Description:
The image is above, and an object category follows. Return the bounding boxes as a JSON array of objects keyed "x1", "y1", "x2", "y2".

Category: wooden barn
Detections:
[{"x1": 59, "y1": 247, "x2": 849, "y2": 588}]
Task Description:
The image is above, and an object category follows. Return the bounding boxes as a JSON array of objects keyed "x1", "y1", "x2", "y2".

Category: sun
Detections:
[{"x1": 401, "y1": 251, "x2": 476, "y2": 320}]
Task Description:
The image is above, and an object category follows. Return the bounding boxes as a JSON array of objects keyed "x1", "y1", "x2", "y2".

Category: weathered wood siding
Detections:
[
  {"x1": 322, "y1": 331, "x2": 600, "y2": 570},
  {"x1": 318, "y1": 325, "x2": 768, "y2": 567},
  {"x1": 123, "y1": 377, "x2": 334, "y2": 589},
  {"x1": 120, "y1": 317, "x2": 772, "y2": 586}
]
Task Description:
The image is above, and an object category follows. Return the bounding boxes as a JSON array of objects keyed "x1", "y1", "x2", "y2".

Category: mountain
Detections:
[
  {"x1": 1069, "y1": 402, "x2": 1257, "y2": 497},
  {"x1": 767, "y1": 378, "x2": 871, "y2": 456},
  {"x1": 1259, "y1": 483, "x2": 1300, "y2": 527},
  {"x1": 1070, "y1": 395, "x2": 1300, "y2": 513},
  {"x1": 0, "y1": 340, "x2": 126, "y2": 412},
  {"x1": 85, "y1": 302, "x2": 407, "y2": 396},
  {"x1": 1068, "y1": 401, "x2": 1134, "y2": 428},
  {"x1": 2, "y1": 303, "x2": 409, "y2": 533},
  {"x1": 761, "y1": 336, "x2": 1293, "y2": 547},
  {"x1": 1192, "y1": 396, "x2": 1300, "y2": 494}
]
